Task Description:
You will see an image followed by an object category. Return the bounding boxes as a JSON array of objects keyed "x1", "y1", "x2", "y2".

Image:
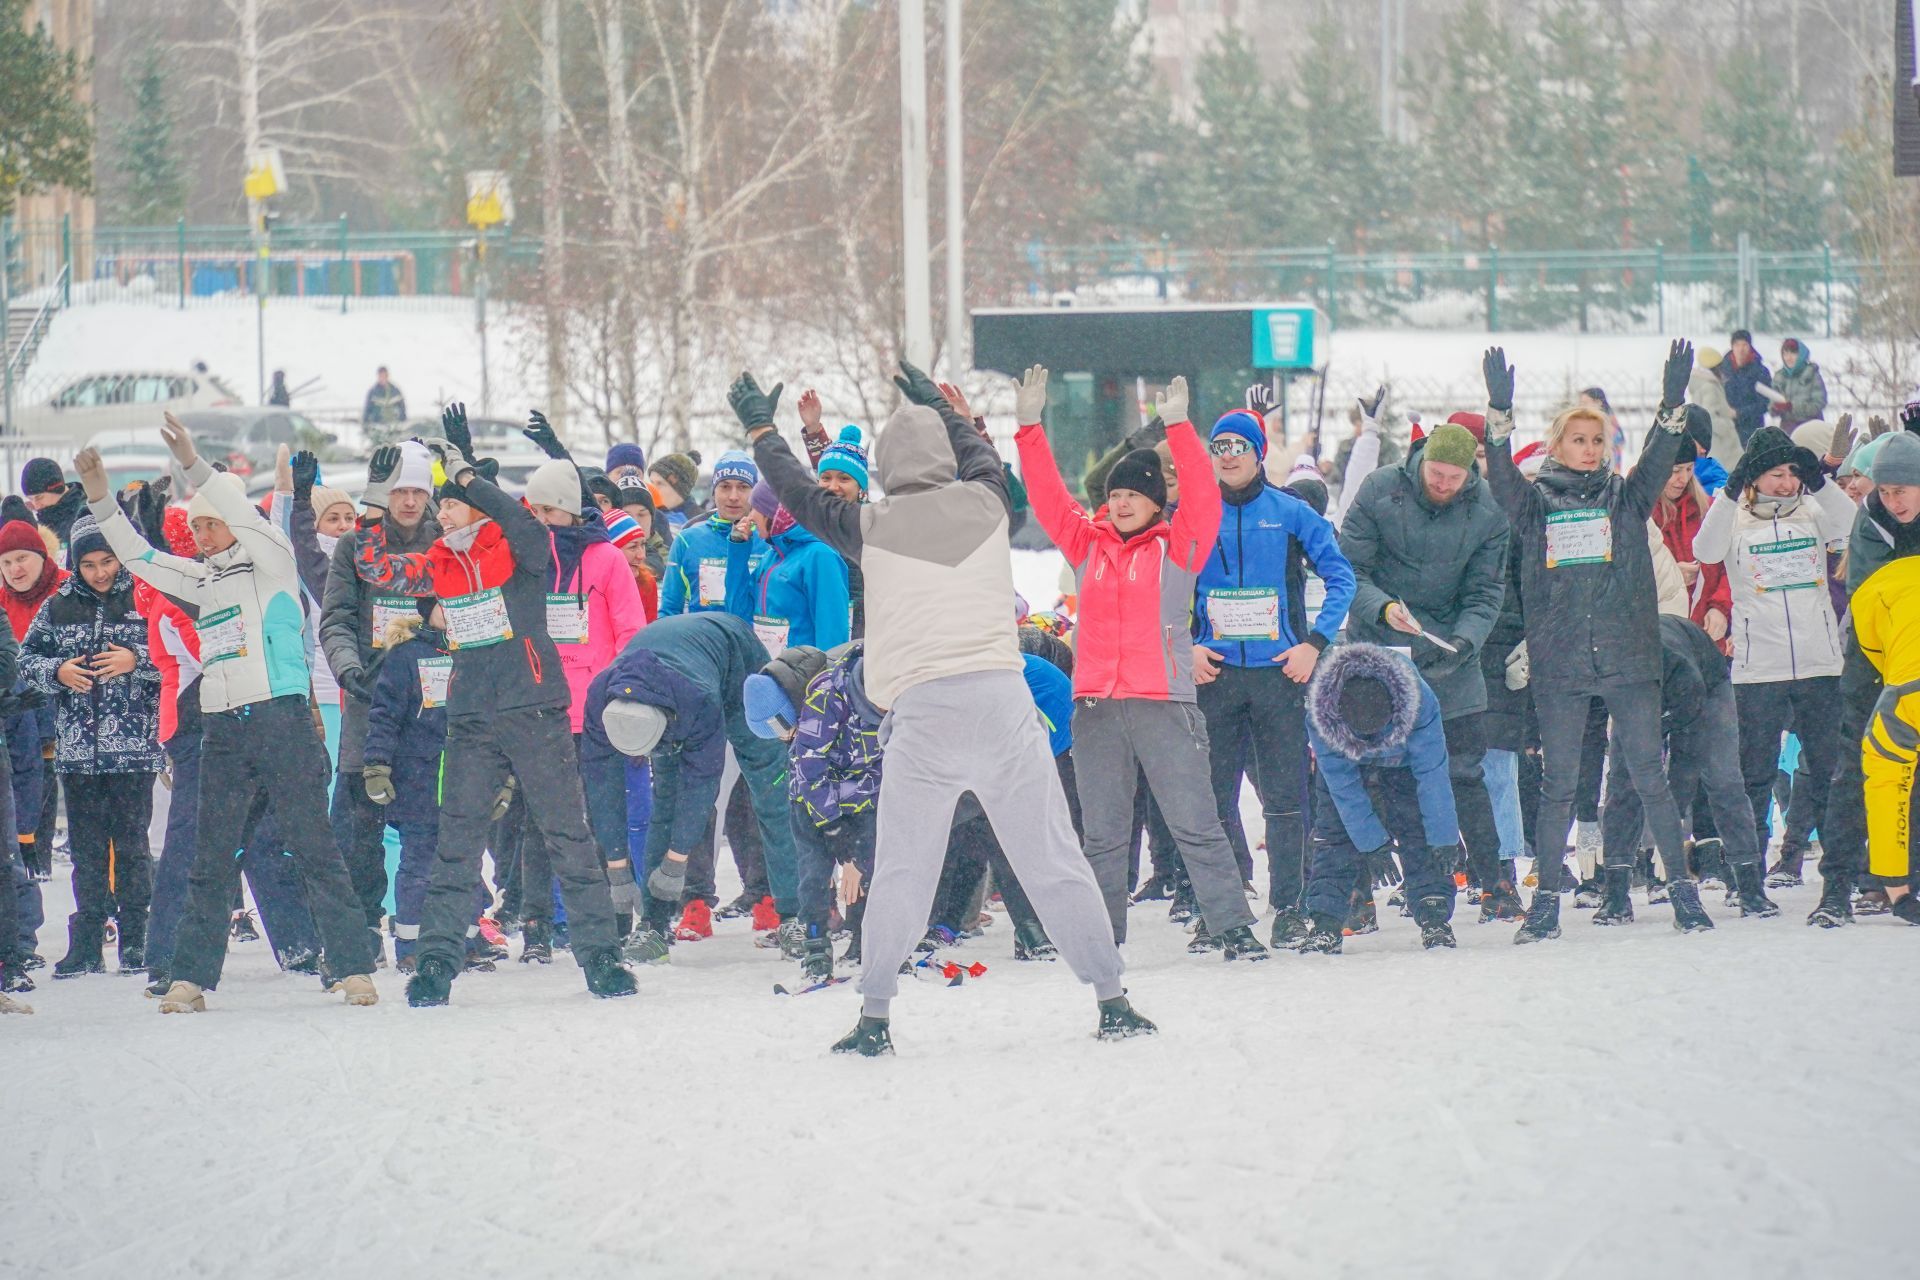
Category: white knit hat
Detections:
[
  {"x1": 187, "y1": 471, "x2": 246, "y2": 522},
  {"x1": 525, "y1": 458, "x2": 581, "y2": 512},
  {"x1": 391, "y1": 441, "x2": 435, "y2": 495}
]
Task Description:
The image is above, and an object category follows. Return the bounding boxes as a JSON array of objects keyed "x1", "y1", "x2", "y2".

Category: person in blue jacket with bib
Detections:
[
  {"x1": 659, "y1": 450, "x2": 764, "y2": 616},
  {"x1": 723, "y1": 480, "x2": 851, "y2": 653}
]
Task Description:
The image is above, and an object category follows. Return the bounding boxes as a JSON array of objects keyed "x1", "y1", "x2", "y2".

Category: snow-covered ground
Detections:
[{"x1": 7, "y1": 862, "x2": 1914, "y2": 1278}]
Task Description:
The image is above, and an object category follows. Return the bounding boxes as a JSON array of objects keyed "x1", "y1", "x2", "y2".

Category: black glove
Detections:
[
  {"x1": 727, "y1": 372, "x2": 785, "y2": 430},
  {"x1": 1482, "y1": 348, "x2": 1514, "y2": 412},
  {"x1": 1660, "y1": 338, "x2": 1694, "y2": 409},
  {"x1": 891, "y1": 361, "x2": 948, "y2": 411},
  {"x1": 339, "y1": 665, "x2": 374, "y2": 702},
  {"x1": 1244, "y1": 383, "x2": 1278, "y2": 418},
  {"x1": 1902, "y1": 401, "x2": 1920, "y2": 434},
  {"x1": 441, "y1": 401, "x2": 474, "y2": 463},
  {"x1": 1367, "y1": 848, "x2": 1403, "y2": 890},
  {"x1": 474, "y1": 456, "x2": 500, "y2": 485},
  {"x1": 290, "y1": 450, "x2": 319, "y2": 505},
  {"x1": 1722, "y1": 455, "x2": 1755, "y2": 501},
  {"x1": 1125, "y1": 417, "x2": 1168, "y2": 451},
  {"x1": 1358, "y1": 384, "x2": 1388, "y2": 419},
  {"x1": 523, "y1": 409, "x2": 568, "y2": 460},
  {"x1": 1419, "y1": 634, "x2": 1474, "y2": 678},
  {"x1": 1787, "y1": 446, "x2": 1826, "y2": 493}
]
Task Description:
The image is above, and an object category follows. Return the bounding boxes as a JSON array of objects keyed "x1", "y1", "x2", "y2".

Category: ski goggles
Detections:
[{"x1": 1208, "y1": 436, "x2": 1257, "y2": 458}]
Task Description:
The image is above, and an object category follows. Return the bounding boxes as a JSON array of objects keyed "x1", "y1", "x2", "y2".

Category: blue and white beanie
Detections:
[
  {"x1": 711, "y1": 450, "x2": 759, "y2": 488},
  {"x1": 818, "y1": 425, "x2": 871, "y2": 493}
]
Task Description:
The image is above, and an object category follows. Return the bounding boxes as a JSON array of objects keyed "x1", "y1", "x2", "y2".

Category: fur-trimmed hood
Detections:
[{"x1": 1306, "y1": 642, "x2": 1422, "y2": 760}]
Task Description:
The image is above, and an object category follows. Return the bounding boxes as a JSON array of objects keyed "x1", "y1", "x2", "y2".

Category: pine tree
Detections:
[
  {"x1": 1408, "y1": 0, "x2": 1520, "y2": 251},
  {"x1": 1701, "y1": 43, "x2": 1828, "y2": 250},
  {"x1": 112, "y1": 48, "x2": 185, "y2": 224},
  {"x1": 0, "y1": 0, "x2": 93, "y2": 218},
  {"x1": 1181, "y1": 25, "x2": 1310, "y2": 268},
  {"x1": 1291, "y1": 14, "x2": 1410, "y2": 254}
]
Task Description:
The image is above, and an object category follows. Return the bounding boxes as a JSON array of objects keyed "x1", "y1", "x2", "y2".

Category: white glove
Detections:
[
  {"x1": 1503, "y1": 640, "x2": 1530, "y2": 691},
  {"x1": 1014, "y1": 365, "x2": 1049, "y2": 426},
  {"x1": 1154, "y1": 376, "x2": 1190, "y2": 426}
]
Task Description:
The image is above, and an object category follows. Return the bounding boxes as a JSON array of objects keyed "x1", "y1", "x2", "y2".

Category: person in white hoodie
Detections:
[{"x1": 1691, "y1": 424, "x2": 1855, "y2": 863}]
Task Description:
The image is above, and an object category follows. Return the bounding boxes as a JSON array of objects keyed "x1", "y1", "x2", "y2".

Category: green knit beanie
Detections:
[{"x1": 1421, "y1": 424, "x2": 1480, "y2": 471}]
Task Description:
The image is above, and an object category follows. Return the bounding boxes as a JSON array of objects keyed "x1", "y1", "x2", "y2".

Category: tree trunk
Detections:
[{"x1": 541, "y1": 0, "x2": 568, "y2": 436}]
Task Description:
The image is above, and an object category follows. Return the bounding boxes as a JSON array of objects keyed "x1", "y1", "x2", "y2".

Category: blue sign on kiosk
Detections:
[{"x1": 1251, "y1": 305, "x2": 1325, "y2": 370}]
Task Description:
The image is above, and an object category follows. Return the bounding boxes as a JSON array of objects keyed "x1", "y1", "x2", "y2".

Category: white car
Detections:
[{"x1": 14, "y1": 369, "x2": 242, "y2": 446}]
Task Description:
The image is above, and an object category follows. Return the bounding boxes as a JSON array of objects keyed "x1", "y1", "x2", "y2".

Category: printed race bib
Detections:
[
  {"x1": 418, "y1": 656, "x2": 453, "y2": 708},
  {"x1": 546, "y1": 592, "x2": 589, "y2": 645},
  {"x1": 443, "y1": 587, "x2": 512, "y2": 649},
  {"x1": 370, "y1": 595, "x2": 416, "y2": 647},
  {"x1": 697, "y1": 558, "x2": 728, "y2": 606},
  {"x1": 1747, "y1": 534, "x2": 1822, "y2": 593},
  {"x1": 754, "y1": 615, "x2": 791, "y2": 655},
  {"x1": 1207, "y1": 587, "x2": 1282, "y2": 642},
  {"x1": 1545, "y1": 508, "x2": 1612, "y2": 568},
  {"x1": 199, "y1": 605, "x2": 249, "y2": 665}
]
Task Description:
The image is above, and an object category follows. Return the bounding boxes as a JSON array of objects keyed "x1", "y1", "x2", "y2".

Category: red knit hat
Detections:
[
  {"x1": 0, "y1": 519, "x2": 46, "y2": 560},
  {"x1": 163, "y1": 506, "x2": 198, "y2": 559},
  {"x1": 1446, "y1": 411, "x2": 1487, "y2": 442}
]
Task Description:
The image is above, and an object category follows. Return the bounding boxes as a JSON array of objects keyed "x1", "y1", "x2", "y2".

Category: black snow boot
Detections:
[
  {"x1": 1269, "y1": 905, "x2": 1311, "y2": 949},
  {"x1": 1667, "y1": 878, "x2": 1715, "y2": 933},
  {"x1": 1297, "y1": 914, "x2": 1343, "y2": 953},
  {"x1": 1128, "y1": 874, "x2": 1173, "y2": 904},
  {"x1": 831, "y1": 1014, "x2": 894, "y2": 1057},
  {"x1": 1346, "y1": 893, "x2": 1378, "y2": 935},
  {"x1": 1479, "y1": 879, "x2": 1525, "y2": 923},
  {"x1": 1167, "y1": 875, "x2": 1195, "y2": 925},
  {"x1": 1513, "y1": 892, "x2": 1562, "y2": 944},
  {"x1": 1765, "y1": 849, "x2": 1805, "y2": 889},
  {"x1": 0, "y1": 955, "x2": 33, "y2": 993},
  {"x1": 405, "y1": 954, "x2": 458, "y2": 1007},
  {"x1": 1012, "y1": 918, "x2": 1056, "y2": 962},
  {"x1": 1217, "y1": 925, "x2": 1270, "y2": 961},
  {"x1": 1572, "y1": 877, "x2": 1604, "y2": 909},
  {"x1": 582, "y1": 948, "x2": 638, "y2": 998},
  {"x1": 1412, "y1": 896, "x2": 1456, "y2": 950},
  {"x1": 1591, "y1": 865, "x2": 1635, "y2": 926},
  {"x1": 1096, "y1": 994, "x2": 1157, "y2": 1041},
  {"x1": 1186, "y1": 920, "x2": 1222, "y2": 953},
  {"x1": 520, "y1": 918, "x2": 553, "y2": 964},
  {"x1": 800, "y1": 935, "x2": 834, "y2": 982},
  {"x1": 1804, "y1": 874, "x2": 1851, "y2": 926},
  {"x1": 53, "y1": 915, "x2": 105, "y2": 978},
  {"x1": 1690, "y1": 838, "x2": 1731, "y2": 891},
  {"x1": 279, "y1": 946, "x2": 321, "y2": 975},
  {"x1": 116, "y1": 912, "x2": 147, "y2": 974},
  {"x1": 1891, "y1": 894, "x2": 1920, "y2": 926},
  {"x1": 1732, "y1": 863, "x2": 1780, "y2": 918}
]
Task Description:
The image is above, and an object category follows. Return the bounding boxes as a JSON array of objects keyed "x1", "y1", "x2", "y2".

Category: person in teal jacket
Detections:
[
  {"x1": 724, "y1": 480, "x2": 851, "y2": 652},
  {"x1": 659, "y1": 449, "x2": 763, "y2": 615}
]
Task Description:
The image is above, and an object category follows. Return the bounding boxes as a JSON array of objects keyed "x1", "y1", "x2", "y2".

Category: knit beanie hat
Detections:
[
  {"x1": 603, "y1": 510, "x2": 644, "y2": 549},
  {"x1": 711, "y1": 450, "x2": 758, "y2": 488},
  {"x1": 391, "y1": 441, "x2": 435, "y2": 494},
  {"x1": 605, "y1": 442, "x2": 647, "y2": 476},
  {"x1": 0, "y1": 513, "x2": 47, "y2": 560},
  {"x1": 818, "y1": 425, "x2": 871, "y2": 492},
  {"x1": 742, "y1": 672, "x2": 798, "y2": 739},
  {"x1": 1871, "y1": 432, "x2": 1920, "y2": 487},
  {"x1": 1790, "y1": 421, "x2": 1831, "y2": 454},
  {"x1": 163, "y1": 506, "x2": 197, "y2": 559},
  {"x1": 525, "y1": 458, "x2": 582, "y2": 512},
  {"x1": 1697, "y1": 346, "x2": 1724, "y2": 370},
  {"x1": 602, "y1": 699, "x2": 669, "y2": 757},
  {"x1": 187, "y1": 471, "x2": 246, "y2": 524},
  {"x1": 1737, "y1": 426, "x2": 1798, "y2": 479},
  {"x1": 309, "y1": 485, "x2": 355, "y2": 522},
  {"x1": 1286, "y1": 475, "x2": 1330, "y2": 516},
  {"x1": 649, "y1": 451, "x2": 702, "y2": 501},
  {"x1": 1210, "y1": 410, "x2": 1267, "y2": 461},
  {"x1": 615, "y1": 474, "x2": 656, "y2": 512},
  {"x1": 750, "y1": 479, "x2": 782, "y2": 520},
  {"x1": 1106, "y1": 448, "x2": 1168, "y2": 509},
  {"x1": 1679, "y1": 405, "x2": 1714, "y2": 463},
  {"x1": 20, "y1": 458, "x2": 64, "y2": 497},
  {"x1": 66, "y1": 512, "x2": 110, "y2": 570},
  {"x1": 1421, "y1": 423, "x2": 1479, "y2": 471},
  {"x1": 1842, "y1": 435, "x2": 1888, "y2": 479},
  {"x1": 1445, "y1": 411, "x2": 1487, "y2": 442}
]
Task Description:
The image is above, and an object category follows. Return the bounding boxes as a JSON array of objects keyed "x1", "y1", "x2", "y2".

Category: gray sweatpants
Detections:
[
  {"x1": 858, "y1": 669, "x2": 1124, "y2": 1014},
  {"x1": 1074, "y1": 697, "x2": 1257, "y2": 942}
]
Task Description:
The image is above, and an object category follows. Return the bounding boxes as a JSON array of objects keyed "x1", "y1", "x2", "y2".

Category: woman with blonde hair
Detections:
[{"x1": 1482, "y1": 341, "x2": 1713, "y2": 941}]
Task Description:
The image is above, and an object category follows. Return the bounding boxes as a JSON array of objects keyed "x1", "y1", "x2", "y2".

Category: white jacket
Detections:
[
  {"x1": 1693, "y1": 482, "x2": 1854, "y2": 683},
  {"x1": 1648, "y1": 520, "x2": 1689, "y2": 619}
]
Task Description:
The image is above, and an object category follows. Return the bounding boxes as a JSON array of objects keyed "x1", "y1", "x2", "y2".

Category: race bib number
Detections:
[
  {"x1": 418, "y1": 656, "x2": 453, "y2": 708},
  {"x1": 370, "y1": 595, "x2": 416, "y2": 647},
  {"x1": 443, "y1": 587, "x2": 512, "y2": 649},
  {"x1": 754, "y1": 615, "x2": 791, "y2": 655},
  {"x1": 546, "y1": 592, "x2": 589, "y2": 645},
  {"x1": 1206, "y1": 587, "x2": 1281, "y2": 642},
  {"x1": 1747, "y1": 534, "x2": 1822, "y2": 593},
  {"x1": 1545, "y1": 508, "x2": 1612, "y2": 568},
  {"x1": 697, "y1": 558, "x2": 728, "y2": 606},
  {"x1": 199, "y1": 605, "x2": 249, "y2": 665}
]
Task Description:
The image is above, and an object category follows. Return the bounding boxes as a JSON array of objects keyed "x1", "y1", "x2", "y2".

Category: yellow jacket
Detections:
[{"x1": 1852, "y1": 556, "x2": 1920, "y2": 686}]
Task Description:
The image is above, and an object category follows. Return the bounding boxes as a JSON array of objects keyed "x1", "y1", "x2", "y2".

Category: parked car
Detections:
[
  {"x1": 14, "y1": 369, "x2": 242, "y2": 445},
  {"x1": 91, "y1": 408, "x2": 333, "y2": 481}
]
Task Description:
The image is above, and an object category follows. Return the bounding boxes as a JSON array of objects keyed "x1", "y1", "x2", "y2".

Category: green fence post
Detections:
[
  {"x1": 60, "y1": 213, "x2": 72, "y2": 306},
  {"x1": 1487, "y1": 245, "x2": 1499, "y2": 333},
  {"x1": 1822, "y1": 241, "x2": 1833, "y2": 339},
  {"x1": 176, "y1": 217, "x2": 187, "y2": 309},
  {"x1": 339, "y1": 213, "x2": 350, "y2": 314},
  {"x1": 1655, "y1": 241, "x2": 1665, "y2": 335}
]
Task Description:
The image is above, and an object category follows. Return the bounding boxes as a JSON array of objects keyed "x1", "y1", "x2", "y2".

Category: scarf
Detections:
[{"x1": 549, "y1": 520, "x2": 610, "y2": 592}]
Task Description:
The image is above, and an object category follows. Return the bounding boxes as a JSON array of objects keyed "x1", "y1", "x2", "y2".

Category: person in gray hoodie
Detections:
[{"x1": 732, "y1": 362, "x2": 1150, "y2": 1055}]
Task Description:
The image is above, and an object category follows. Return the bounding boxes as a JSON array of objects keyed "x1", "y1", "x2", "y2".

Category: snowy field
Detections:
[{"x1": 6, "y1": 867, "x2": 1916, "y2": 1279}]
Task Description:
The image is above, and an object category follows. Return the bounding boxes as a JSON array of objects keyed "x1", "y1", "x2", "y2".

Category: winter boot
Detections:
[
  {"x1": 1096, "y1": 993, "x2": 1157, "y2": 1041},
  {"x1": 716, "y1": 891, "x2": 758, "y2": 920},
  {"x1": 1855, "y1": 886, "x2": 1892, "y2": 915},
  {"x1": 1129, "y1": 874, "x2": 1173, "y2": 904},
  {"x1": 831, "y1": 1014, "x2": 894, "y2": 1057},
  {"x1": 623, "y1": 927, "x2": 672, "y2": 965},
  {"x1": 1217, "y1": 925, "x2": 1269, "y2": 961},
  {"x1": 1667, "y1": 878, "x2": 1715, "y2": 933},
  {"x1": 520, "y1": 918, "x2": 553, "y2": 964},
  {"x1": 1345, "y1": 893, "x2": 1378, "y2": 935},
  {"x1": 914, "y1": 923, "x2": 959, "y2": 954},
  {"x1": 156, "y1": 980, "x2": 206, "y2": 1014},
  {"x1": 1732, "y1": 863, "x2": 1780, "y2": 918},
  {"x1": 116, "y1": 914, "x2": 147, "y2": 974},
  {"x1": 1186, "y1": 920, "x2": 1222, "y2": 953},
  {"x1": 1167, "y1": 876, "x2": 1195, "y2": 925},
  {"x1": 1297, "y1": 914, "x2": 1344, "y2": 953},
  {"x1": 229, "y1": 910, "x2": 259, "y2": 943},
  {"x1": 1572, "y1": 877, "x2": 1604, "y2": 909},
  {"x1": 53, "y1": 915, "x2": 105, "y2": 978},
  {"x1": 1479, "y1": 880, "x2": 1525, "y2": 923},
  {"x1": 1412, "y1": 896, "x2": 1456, "y2": 950},
  {"x1": 1012, "y1": 918, "x2": 1057, "y2": 962},
  {"x1": 279, "y1": 946, "x2": 321, "y2": 975},
  {"x1": 405, "y1": 955, "x2": 459, "y2": 1007},
  {"x1": 1765, "y1": 848, "x2": 1806, "y2": 889},
  {"x1": 1690, "y1": 838, "x2": 1731, "y2": 891},
  {"x1": 335, "y1": 974, "x2": 378, "y2": 1006},
  {"x1": 673, "y1": 898, "x2": 714, "y2": 941},
  {"x1": 1591, "y1": 865, "x2": 1635, "y2": 926},
  {"x1": 800, "y1": 935, "x2": 834, "y2": 982},
  {"x1": 1892, "y1": 895, "x2": 1920, "y2": 926},
  {"x1": 1513, "y1": 892, "x2": 1562, "y2": 944},
  {"x1": 0, "y1": 955, "x2": 34, "y2": 993},
  {"x1": 583, "y1": 948, "x2": 639, "y2": 998},
  {"x1": 1268, "y1": 905, "x2": 1311, "y2": 949},
  {"x1": 1638, "y1": 849, "x2": 1669, "y2": 903}
]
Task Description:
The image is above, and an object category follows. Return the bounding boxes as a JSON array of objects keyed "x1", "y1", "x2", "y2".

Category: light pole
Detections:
[
  {"x1": 943, "y1": 0, "x2": 966, "y2": 380},
  {"x1": 899, "y1": 0, "x2": 933, "y2": 369},
  {"x1": 244, "y1": 149, "x2": 285, "y2": 403},
  {"x1": 466, "y1": 172, "x2": 513, "y2": 419}
]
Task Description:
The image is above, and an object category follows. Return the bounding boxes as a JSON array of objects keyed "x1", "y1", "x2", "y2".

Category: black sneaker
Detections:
[
  {"x1": 1269, "y1": 906, "x2": 1311, "y2": 949},
  {"x1": 1572, "y1": 878, "x2": 1603, "y2": 909},
  {"x1": 1807, "y1": 875, "x2": 1853, "y2": 928},
  {"x1": 520, "y1": 919, "x2": 553, "y2": 964},
  {"x1": 1218, "y1": 925, "x2": 1269, "y2": 961},
  {"x1": 1412, "y1": 896, "x2": 1456, "y2": 950},
  {"x1": 405, "y1": 955, "x2": 458, "y2": 1007},
  {"x1": 1478, "y1": 881, "x2": 1525, "y2": 923},
  {"x1": 1166, "y1": 878, "x2": 1195, "y2": 925},
  {"x1": 1668, "y1": 879, "x2": 1715, "y2": 933},
  {"x1": 800, "y1": 937, "x2": 834, "y2": 982},
  {"x1": 1592, "y1": 866, "x2": 1635, "y2": 926},
  {"x1": 1186, "y1": 921, "x2": 1222, "y2": 954},
  {"x1": 583, "y1": 949, "x2": 638, "y2": 998},
  {"x1": 716, "y1": 892, "x2": 759, "y2": 920},
  {"x1": 1012, "y1": 919, "x2": 1057, "y2": 962},
  {"x1": 1732, "y1": 863, "x2": 1780, "y2": 918},
  {"x1": 1345, "y1": 895, "x2": 1378, "y2": 935},
  {"x1": 831, "y1": 1015, "x2": 894, "y2": 1056},
  {"x1": 1096, "y1": 995, "x2": 1157, "y2": 1041},
  {"x1": 1297, "y1": 914, "x2": 1343, "y2": 953},
  {"x1": 1514, "y1": 892, "x2": 1561, "y2": 944},
  {"x1": 1128, "y1": 875, "x2": 1173, "y2": 904},
  {"x1": 1890, "y1": 895, "x2": 1920, "y2": 926},
  {"x1": 1764, "y1": 855, "x2": 1805, "y2": 889}
]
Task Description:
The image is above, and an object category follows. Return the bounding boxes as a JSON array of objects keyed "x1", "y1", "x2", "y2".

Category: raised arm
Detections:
[
  {"x1": 1622, "y1": 342, "x2": 1696, "y2": 519},
  {"x1": 731, "y1": 372, "x2": 865, "y2": 561},
  {"x1": 898, "y1": 362, "x2": 1006, "y2": 508},
  {"x1": 460, "y1": 472, "x2": 552, "y2": 582},
  {"x1": 1013, "y1": 391, "x2": 1097, "y2": 566},
  {"x1": 1478, "y1": 348, "x2": 1545, "y2": 529},
  {"x1": 73, "y1": 449, "x2": 207, "y2": 600},
  {"x1": 1158, "y1": 381, "x2": 1223, "y2": 570}
]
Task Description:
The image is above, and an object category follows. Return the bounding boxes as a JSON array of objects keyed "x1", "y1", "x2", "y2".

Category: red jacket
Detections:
[
  {"x1": 133, "y1": 581, "x2": 200, "y2": 744},
  {"x1": 1653, "y1": 493, "x2": 1732, "y2": 641},
  {"x1": 1017, "y1": 419, "x2": 1221, "y2": 701}
]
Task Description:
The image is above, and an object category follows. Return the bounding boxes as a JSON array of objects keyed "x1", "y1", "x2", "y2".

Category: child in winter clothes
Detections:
[
  {"x1": 1482, "y1": 340, "x2": 1711, "y2": 941},
  {"x1": 19, "y1": 514, "x2": 163, "y2": 976},
  {"x1": 725, "y1": 480, "x2": 851, "y2": 653},
  {"x1": 1300, "y1": 644, "x2": 1462, "y2": 954}
]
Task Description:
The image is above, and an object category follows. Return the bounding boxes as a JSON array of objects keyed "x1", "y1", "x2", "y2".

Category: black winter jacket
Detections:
[{"x1": 19, "y1": 570, "x2": 162, "y2": 774}]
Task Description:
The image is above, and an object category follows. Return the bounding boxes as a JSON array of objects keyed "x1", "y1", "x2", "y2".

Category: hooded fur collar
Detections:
[{"x1": 1306, "y1": 643, "x2": 1422, "y2": 760}]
